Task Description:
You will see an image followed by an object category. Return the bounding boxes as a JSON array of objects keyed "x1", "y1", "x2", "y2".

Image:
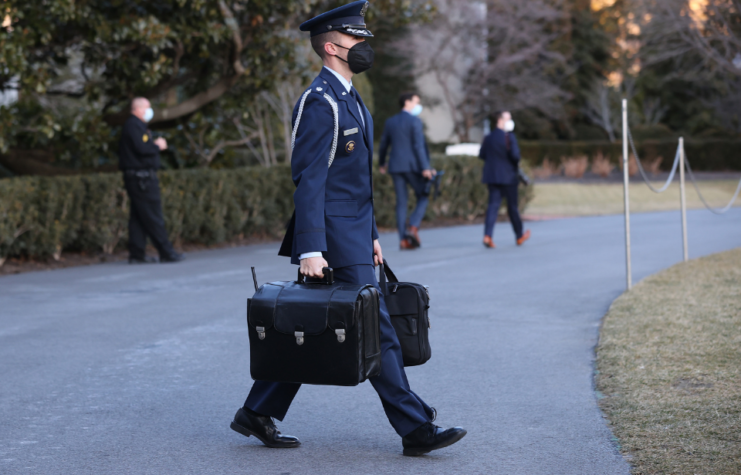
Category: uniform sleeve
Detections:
[
  {"x1": 479, "y1": 136, "x2": 487, "y2": 161},
  {"x1": 509, "y1": 134, "x2": 521, "y2": 163},
  {"x1": 378, "y1": 120, "x2": 391, "y2": 168},
  {"x1": 127, "y1": 125, "x2": 160, "y2": 159},
  {"x1": 291, "y1": 93, "x2": 334, "y2": 255},
  {"x1": 372, "y1": 215, "x2": 379, "y2": 240},
  {"x1": 412, "y1": 119, "x2": 430, "y2": 170}
]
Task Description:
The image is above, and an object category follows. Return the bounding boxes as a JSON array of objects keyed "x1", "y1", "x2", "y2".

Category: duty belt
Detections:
[{"x1": 124, "y1": 169, "x2": 156, "y2": 178}]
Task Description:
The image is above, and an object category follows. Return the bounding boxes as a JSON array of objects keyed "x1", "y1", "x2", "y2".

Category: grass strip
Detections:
[
  {"x1": 596, "y1": 247, "x2": 741, "y2": 474},
  {"x1": 527, "y1": 181, "x2": 741, "y2": 217}
]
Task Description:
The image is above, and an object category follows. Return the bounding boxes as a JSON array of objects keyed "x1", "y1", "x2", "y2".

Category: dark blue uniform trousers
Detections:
[
  {"x1": 484, "y1": 184, "x2": 523, "y2": 239},
  {"x1": 244, "y1": 264, "x2": 433, "y2": 437},
  {"x1": 391, "y1": 172, "x2": 429, "y2": 240}
]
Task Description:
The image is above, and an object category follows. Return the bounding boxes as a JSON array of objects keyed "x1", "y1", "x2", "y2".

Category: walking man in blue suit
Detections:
[
  {"x1": 379, "y1": 92, "x2": 436, "y2": 249},
  {"x1": 479, "y1": 110, "x2": 531, "y2": 248},
  {"x1": 229, "y1": 1, "x2": 466, "y2": 457}
]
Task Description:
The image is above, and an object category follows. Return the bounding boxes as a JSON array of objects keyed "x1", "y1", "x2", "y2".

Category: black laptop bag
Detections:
[
  {"x1": 379, "y1": 260, "x2": 432, "y2": 367},
  {"x1": 247, "y1": 268, "x2": 382, "y2": 386}
]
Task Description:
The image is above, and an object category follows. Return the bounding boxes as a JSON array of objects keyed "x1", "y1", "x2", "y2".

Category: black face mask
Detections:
[{"x1": 332, "y1": 41, "x2": 374, "y2": 74}]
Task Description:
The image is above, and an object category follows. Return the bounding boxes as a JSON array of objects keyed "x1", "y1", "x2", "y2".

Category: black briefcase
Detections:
[
  {"x1": 379, "y1": 260, "x2": 432, "y2": 367},
  {"x1": 247, "y1": 268, "x2": 382, "y2": 386}
]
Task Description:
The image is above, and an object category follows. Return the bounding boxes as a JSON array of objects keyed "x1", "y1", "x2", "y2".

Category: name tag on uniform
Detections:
[{"x1": 343, "y1": 128, "x2": 358, "y2": 136}]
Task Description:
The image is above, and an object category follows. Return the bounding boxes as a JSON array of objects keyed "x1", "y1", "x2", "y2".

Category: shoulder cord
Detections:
[{"x1": 291, "y1": 89, "x2": 339, "y2": 168}]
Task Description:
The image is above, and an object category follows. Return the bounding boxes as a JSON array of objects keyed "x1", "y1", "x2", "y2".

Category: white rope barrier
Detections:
[
  {"x1": 627, "y1": 126, "x2": 681, "y2": 193},
  {"x1": 684, "y1": 154, "x2": 741, "y2": 215}
]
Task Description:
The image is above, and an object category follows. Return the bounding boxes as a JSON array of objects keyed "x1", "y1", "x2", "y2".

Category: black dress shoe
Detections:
[
  {"x1": 159, "y1": 252, "x2": 185, "y2": 263},
  {"x1": 401, "y1": 422, "x2": 467, "y2": 456},
  {"x1": 230, "y1": 408, "x2": 300, "y2": 448},
  {"x1": 128, "y1": 256, "x2": 158, "y2": 264}
]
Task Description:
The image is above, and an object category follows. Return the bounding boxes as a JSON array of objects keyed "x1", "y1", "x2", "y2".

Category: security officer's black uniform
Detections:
[{"x1": 118, "y1": 115, "x2": 181, "y2": 263}]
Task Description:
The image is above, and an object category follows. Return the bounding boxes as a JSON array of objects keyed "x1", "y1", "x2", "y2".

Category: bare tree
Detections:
[
  {"x1": 471, "y1": 0, "x2": 572, "y2": 128},
  {"x1": 640, "y1": 0, "x2": 741, "y2": 78},
  {"x1": 583, "y1": 80, "x2": 619, "y2": 141},
  {"x1": 397, "y1": 0, "x2": 571, "y2": 142}
]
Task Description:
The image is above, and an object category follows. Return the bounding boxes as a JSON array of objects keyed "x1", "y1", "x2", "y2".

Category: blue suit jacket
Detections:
[
  {"x1": 378, "y1": 111, "x2": 430, "y2": 173},
  {"x1": 479, "y1": 129, "x2": 520, "y2": 185},
  {"x1": 278, "y1": 69, "x2": 378, "y2": 268}
]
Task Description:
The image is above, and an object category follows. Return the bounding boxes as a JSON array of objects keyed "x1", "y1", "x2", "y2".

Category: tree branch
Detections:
[{"x1": 150, "y1": 1, "x2": 248, "y2": 124}]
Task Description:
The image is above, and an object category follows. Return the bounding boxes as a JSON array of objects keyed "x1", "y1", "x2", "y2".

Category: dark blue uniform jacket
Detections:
[
  {"x1": 479, "y1": 129, "x2": 520, "y2": 185},
  {"x1": 278, "y1": 69, "x2": 379, "y2": 268},
  {"x1": 378, "y1": 111, "x2": 430, "y2": 173},
  {"x1": 118, "y1": 115, "x2": 161, "y2": 171}
]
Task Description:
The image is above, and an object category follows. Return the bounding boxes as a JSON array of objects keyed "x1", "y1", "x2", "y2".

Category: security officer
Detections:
[
  {"x1": 229, "y1": 1, "x2": 466, "y2": 456},
  {"x1": 479, "y1": 110, "x2": 531, "y2": 248},
  {"x1": 379, "y1": 92, "x2": 436, "y2": 249},
  {"x1": 118, "y1": 97, "x2": 184, "y2": 264}
]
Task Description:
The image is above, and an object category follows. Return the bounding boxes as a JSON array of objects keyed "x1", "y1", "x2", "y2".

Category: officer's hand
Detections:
[
  {"x1": 379, "y1": 166, "x2": 387, "y2": 175},
  {"x1": 154, "y1": 137, "x2": 168, "y2": 151},
  {"x1": 422, "y1": 169, "x2": 434, "y2": 180},
  {"x1": 300, "y1": 256, "x2": 328, "y2": 278},
  {"x1": 373, "y1": 239, "x2": 383, "y2": 266}
]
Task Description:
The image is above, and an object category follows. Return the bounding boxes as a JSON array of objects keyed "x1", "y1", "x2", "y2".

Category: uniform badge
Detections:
[
  {"x1": 143, "y1": 134, "x2": 149, "y2": 143},
  {"x1": 360, "y1": 2, "x2": 368, "y2": 16},
  {"x1": 346, "y1": 141, "x2": 356, "y2": 153}
]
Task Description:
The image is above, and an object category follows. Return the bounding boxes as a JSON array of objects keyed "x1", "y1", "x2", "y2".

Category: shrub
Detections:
[
  {"x1": 0, "y1": 156, "x2": 532, "y2": 264},
  {"x1": 562, "y1": 156, "x2": 588, "y2": 178},
  {"x1": 591, "y1": 152, "x2": 615, "y2": 178}
]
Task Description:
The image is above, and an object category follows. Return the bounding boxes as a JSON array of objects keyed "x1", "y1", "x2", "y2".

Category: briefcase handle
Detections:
[
  {"x1": 378, "y1": 259, "x2": 400, "y2": 294},
  {"x1": 297, "y1": 267, "x2": 334, "y2": 285}
]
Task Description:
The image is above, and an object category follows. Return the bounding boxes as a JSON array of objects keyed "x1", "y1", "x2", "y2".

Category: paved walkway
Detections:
[{"x1": 1, "y1": 209, "x2": 739, "y2": 474}]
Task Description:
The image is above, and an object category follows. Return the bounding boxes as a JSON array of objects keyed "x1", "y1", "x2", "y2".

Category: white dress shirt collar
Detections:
[{"x1": 324, "y1": 66, "x2": 353, "y2": 93}]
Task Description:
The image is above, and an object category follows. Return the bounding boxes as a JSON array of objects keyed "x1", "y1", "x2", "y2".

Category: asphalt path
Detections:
[{"x1": 1, "y1": 209, "x2": 740, "y2": 474}]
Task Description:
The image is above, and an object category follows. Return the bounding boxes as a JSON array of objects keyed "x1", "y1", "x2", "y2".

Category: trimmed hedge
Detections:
[
  {"x1": 432, "y1": 139, "x2": 741, "y2": 171},
  {"x1": 0, "y1": 156, "x2": 532, "y2": 263},
  {"x1": 518, "y1": 139, "x2": 741, "y2": 171}
]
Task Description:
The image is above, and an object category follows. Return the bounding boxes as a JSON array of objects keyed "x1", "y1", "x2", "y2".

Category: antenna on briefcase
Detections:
[{"x1": 251, "y1": 267, "x2": 259, "y2": 292}]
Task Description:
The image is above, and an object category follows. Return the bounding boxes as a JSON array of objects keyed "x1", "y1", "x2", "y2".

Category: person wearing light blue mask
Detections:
[
  {"x1": 118, "y1": 97, "x2": 184, "y2": 264},
  {"x1": 378, "y1": 92, "x2": 436, "y2": 249}
]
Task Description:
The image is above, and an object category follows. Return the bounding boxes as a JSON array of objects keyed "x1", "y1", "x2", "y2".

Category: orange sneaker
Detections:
[
  {"x1": 400, "y1": 238, "x2": 416, "y2": 250},
  {"x1": 517, "y1": 229, "x2": 531, "y2": 246},
  {"x1": 483, "y1": 236, "x2": 496, "y2": 248}
]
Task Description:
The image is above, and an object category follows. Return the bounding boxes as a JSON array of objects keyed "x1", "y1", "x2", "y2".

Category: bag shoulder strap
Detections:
[{"x1": 292, "y1": 88, "x2": 339, "y2": 168}]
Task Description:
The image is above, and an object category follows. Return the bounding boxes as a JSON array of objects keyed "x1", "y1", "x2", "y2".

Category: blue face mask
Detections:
[
  {"x1": 410, "y1": 104, "x2": 423, "y2": 117},
  {"x1": 143, "y1": 107, "x2": 154, "y2": 122}
]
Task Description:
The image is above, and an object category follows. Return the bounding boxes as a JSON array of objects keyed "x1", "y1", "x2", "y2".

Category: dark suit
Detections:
[
  {"x1": 479, "y1": 129, "x2": 523, "y2": 239},
  {"x1": 118, "y1": 116, "x2": 176, "y2": 260},
  {"x1": 379, "y1": 112, "x2": 431, "y2": 239},
  {"x1": 249, "y1": 68, "x2": 433, "y2": 437}
]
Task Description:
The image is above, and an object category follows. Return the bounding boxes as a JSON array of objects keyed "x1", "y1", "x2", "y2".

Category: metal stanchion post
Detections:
[
  {"x1": 622, "y1": 99, "x2": 632, "y2": 290},
  {"x1": 679, "y1": 137, "x2": 689, "y2": 262}
]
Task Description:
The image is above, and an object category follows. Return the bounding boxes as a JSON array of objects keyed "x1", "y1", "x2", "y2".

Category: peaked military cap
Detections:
[{"x1": 300, "y1": 0, "x2": 373, "y2": 38}]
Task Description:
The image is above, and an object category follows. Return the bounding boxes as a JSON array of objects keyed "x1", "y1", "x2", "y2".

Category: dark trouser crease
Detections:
[
  {"x1": 391, "y1": 172, "x2": 429, "y2": 240},
  {"x1": 244, "y1": 264, "x2": 433, "y2": 437},
  {"x1": 124, "y1": 177, "x2": 175, "y2": 259},
  {"x1": 484, "y1": 183, "x2": 523, "y2": 239}
]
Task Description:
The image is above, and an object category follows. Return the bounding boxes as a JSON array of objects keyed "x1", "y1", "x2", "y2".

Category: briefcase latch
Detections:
[
  {"x1": 335, "y1": 329, "x2": 346, "y2": 343},
  {"x1": 295, "y1": 331, "x2": 305, "y2": 346},
  {"x1": 256, "y1": 326, "x2": 266, "y2": 340}
]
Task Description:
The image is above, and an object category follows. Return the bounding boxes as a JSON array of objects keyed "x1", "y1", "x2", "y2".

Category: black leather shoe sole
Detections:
[
  {"x1": 402, "y1": 429, "x2": 467, "y2": 456},
  {"x1": 229, "y1": 421, "x2": 300, "y2": 448}
]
